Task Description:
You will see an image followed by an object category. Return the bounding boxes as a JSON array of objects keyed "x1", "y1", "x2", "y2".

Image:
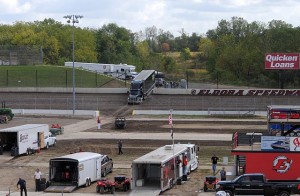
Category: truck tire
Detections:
[
  {"x1": 85, "y1": 179, "x2": 90, "y2": 187},
  {"x1": 278, "y1": 191, "x2": 290, "y2": 196},
  {"x1": 225, "y1": 190, "x2": 234, "y2": 196}
]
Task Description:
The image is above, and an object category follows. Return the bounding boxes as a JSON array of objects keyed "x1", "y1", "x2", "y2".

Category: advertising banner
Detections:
[
  {"x1": 265, "y1": 53, "x2": 300, "y2": 70},
  {"x1": 262, "y1": 136, "x2": 300, "y2": 152},
  {"x1": 246, "y1": 152, "x2": 299, "y2": 180},
  {"x1": 261, "y1": 136, "x2": 290, "y2": 151}
]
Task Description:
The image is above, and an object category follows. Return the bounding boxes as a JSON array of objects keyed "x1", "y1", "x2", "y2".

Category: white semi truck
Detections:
[
  {"x1": 0, "y1": 124, "x2": 56, "y2": 156},
  {"x1": 131, "y1": 143, "x2": 198, "y2": 195}
]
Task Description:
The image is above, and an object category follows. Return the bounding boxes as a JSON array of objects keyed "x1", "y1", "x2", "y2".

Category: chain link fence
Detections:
[{"x1": 0, "y1": 45, "x2": 42, "y2": 66}]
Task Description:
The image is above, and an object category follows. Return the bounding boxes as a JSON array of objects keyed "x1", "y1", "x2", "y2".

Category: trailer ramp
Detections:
[
  {"x1": 129, "y1": 186, "x2": 161, "y2": 196},
  {"x1": 45, "y1": 185, "x2": 76, "y2": 193}
]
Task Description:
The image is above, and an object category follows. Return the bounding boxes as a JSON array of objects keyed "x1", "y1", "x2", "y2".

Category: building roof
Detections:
[
  {"x1": 133, "y1": 144, "x2": 187, "y2": 164},
  {"x1": 50, "y1": 152, "x2": 102, "y2": 162},
  {"x1": 0, "y1": 124, "x2": 48, "y2": 132}
]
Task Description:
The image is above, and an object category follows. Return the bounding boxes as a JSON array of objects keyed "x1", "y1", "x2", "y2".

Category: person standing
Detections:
[
  {"x1": 118, "y1": 140, "x2": 123, "y2": 155},
  {"x1": 220, "y1": 167, "x2": 227, "y2": 181},
  {"x1": 211, "y1": 154, "x2": 219, "y2": 175},
  {"x1": 183, "y1": 155, "x2": 188, "y2": 175},
  {"x1": 17, "y1": 178, "x2": 27, "y2": 196},
  {"x1": 97, "y1": 116, "x2": 101, "y2": 130},
  {"x1": 34, "y1": 168, "x2": 42, "y2": 191}
]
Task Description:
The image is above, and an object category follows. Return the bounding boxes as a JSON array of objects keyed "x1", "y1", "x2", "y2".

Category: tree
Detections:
[
  {"x1": 180, "y1": 47, "x2": 191, "y2": 61},
  {"x1": 161, "y1": 43, "x2": 170, "y2": 54}
]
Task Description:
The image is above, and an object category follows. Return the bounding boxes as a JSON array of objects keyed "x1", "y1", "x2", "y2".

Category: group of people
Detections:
[
  {"x1": 17, "y1": 168, "x2": 42, "y2": 196},
  {"x1": 211, "y1": 154, "x2": 227, "y2": 181}
]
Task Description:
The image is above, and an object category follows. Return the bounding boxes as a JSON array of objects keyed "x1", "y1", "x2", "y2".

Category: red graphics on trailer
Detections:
[
  {"x1": 265, "y1": 53, "x2": 300, "y2": 70},
  {"x1": 245, "y1": 152, "x2": 300, "y2": 181}
]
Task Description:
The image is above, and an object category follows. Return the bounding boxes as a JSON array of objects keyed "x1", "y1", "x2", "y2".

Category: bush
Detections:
[{"x1": 0, "y1": 108, "x2": 14, "y2": 120}]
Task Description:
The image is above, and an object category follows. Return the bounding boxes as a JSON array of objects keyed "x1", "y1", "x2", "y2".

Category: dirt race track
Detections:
[{"x1": 0, "y1": 114, "x2": 268, "y2": 196}]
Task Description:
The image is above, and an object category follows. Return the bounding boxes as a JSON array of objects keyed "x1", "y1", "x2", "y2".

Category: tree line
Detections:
[{"x1": 0, "y1": 17, "x2": 300, "y2": 88}]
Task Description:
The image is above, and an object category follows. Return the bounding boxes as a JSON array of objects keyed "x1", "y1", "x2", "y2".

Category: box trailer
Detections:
[
  {"x1": 131, "y1": 144, "x2": 188, "y2": 195},
  {"x1": 46, "y1": 152, "x2": 103, "y2": 193},
  {"x1": 0, "y1": 124, "x2": 53, "y2": 156}
]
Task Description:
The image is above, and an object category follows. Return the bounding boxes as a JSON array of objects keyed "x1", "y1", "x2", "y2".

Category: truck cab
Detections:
[
  {"x1": 44, "y1": 132, "x2": 56, "y2": 149},
  {"x1": 185, "y1": 144, "x2": 198, "y2": 174}
]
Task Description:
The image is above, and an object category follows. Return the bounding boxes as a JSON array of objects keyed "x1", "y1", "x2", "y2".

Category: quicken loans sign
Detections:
[{"x1": 265, "y1": 53, "x2": 300, "y2": 70}]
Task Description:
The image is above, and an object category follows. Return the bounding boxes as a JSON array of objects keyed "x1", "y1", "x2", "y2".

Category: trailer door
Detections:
[{"x1": 96, "y1": 157, "x2": 101, "y2": 179}]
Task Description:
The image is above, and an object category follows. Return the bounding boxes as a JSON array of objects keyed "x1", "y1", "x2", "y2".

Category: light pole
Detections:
[{"x1": 63, "y1": 15, "x2": 83, "y2": 115}]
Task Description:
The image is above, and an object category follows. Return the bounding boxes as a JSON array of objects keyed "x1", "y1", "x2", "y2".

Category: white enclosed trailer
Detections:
[
  {"x1": 131, "y1": 144, "x2": 188, "y2": 195},
  {"x1": 0, "y1": 124, "x2": 51, "y2": 156},
  {"x1": 46, "y1": 152, "x2": 102, "y2": 193},
  {"x1": 65, "y1": 62, "x2": 136, "y2": 79}
]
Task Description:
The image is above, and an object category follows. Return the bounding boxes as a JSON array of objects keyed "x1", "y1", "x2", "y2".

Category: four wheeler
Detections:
[
  {"x1": 115, "y1": 116, "x2": 126, "y2": 129},
  {"x1": 96, "y1": 179, "x2": 116, "y2": 194},
  {"x1": 204, "y1": 176, "x2": 219, "y2": 192},
  {"x1": 114, "y1": 174, "x2": 130, "y2": 191},
  {"x1": 50, "y1": 124, "x2": 64, "y2": 135}
]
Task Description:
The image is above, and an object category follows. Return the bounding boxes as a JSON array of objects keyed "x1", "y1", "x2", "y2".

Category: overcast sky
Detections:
[{"x1": 1, "y1": 0, "x2": 300, "y2": 36}]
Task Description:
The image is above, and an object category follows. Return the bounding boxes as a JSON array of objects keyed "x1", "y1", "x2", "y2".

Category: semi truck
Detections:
[
  {"x1": 131, "y1": 143, "x2": 197, "y2": 195},
  {"x1": 127, "y1": 70, "x2": 156, "y2": 104},
  {"x1": 46, "y1": 152, "x2": 112, "y2": 193},
  {"x1": 0, "y1": 124, "x2": 56, "y2": 156}
]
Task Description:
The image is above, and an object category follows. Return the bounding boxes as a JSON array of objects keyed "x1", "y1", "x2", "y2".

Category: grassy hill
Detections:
[{"x1": 0, "y1": 65, "x2": 127, "y2": 88}]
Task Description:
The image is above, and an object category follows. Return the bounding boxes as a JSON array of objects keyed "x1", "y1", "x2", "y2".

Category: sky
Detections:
[{"x1": 1, "y1": 0, "x2": 300, "y2": 36}]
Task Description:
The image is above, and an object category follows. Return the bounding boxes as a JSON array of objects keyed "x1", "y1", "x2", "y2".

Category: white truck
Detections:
[
  {"x1": 46, "y1": 152, "x2": 111, "y2": 193},
  {"x1": 185, "y1": 143, "x2": 198, "y2": 174},
  {"x1": 0, "y1": 124, "x2": 56, "y2": 156},
  {"x1": 131, "y1": 144, "x2": 190, "y2": 195}
]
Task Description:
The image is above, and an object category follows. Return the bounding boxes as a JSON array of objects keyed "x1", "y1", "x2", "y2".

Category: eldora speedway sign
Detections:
[
  {"x1": 191, "y1": 89, "x2": 300, "y2": 96},
  {"x1": 265, "y1": 53, "x2": 300, "y2": 70}
]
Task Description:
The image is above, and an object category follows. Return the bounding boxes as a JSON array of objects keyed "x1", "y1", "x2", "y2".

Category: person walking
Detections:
[
  {"x1": 17, "y1": 178, "x2": 27, "y2": 196},
  {"x1": 211, "y1": 154, "x2": 219, "y2": 175},
  {"x1": 34, "y1": 168, "x2": 42, "y2": 191},
  {"x1": 220, "y1": 167, "x2": 227, "y2": 181},
  {"x1": 118, "y1": 140, "x2": 123, "y2": 155}
]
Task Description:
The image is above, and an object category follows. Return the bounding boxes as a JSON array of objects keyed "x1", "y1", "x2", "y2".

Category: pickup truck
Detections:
[{"x1": 216, "y1": 173, "x2": 300, "y2": 196}]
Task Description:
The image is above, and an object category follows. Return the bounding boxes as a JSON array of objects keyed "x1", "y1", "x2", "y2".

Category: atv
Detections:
[
  {"x1": 114, "y1": 174, "x2": 130, "y2": 191},
  {"x1": 96, "y1": 179, "x2": 116, "y2": 194}
]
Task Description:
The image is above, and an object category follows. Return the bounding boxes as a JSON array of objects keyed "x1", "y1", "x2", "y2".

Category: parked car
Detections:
[
  {"x1": 96, "y1": 179, "x2": 115, "y2": 194},
  {"x1": 114, "y1": 175, "x2": 130, "y2": 191},
  {"x1": 101, "y1": 155, "x2": 113, "y2": 177}
]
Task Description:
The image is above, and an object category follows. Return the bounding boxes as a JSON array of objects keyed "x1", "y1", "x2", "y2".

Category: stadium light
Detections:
[{"x1": 63, "y1": 15, "x2": 83, "y2": 115}]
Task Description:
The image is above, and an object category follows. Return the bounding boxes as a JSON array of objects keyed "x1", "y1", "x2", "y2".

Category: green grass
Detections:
[{"x1": 0, "y1": 65, "x2": 125, "y2": 88}]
